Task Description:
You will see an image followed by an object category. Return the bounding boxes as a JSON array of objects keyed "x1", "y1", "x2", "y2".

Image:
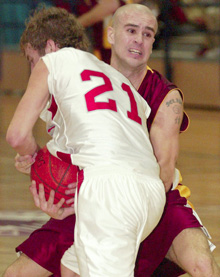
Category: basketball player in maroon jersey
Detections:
[
  {"x1": 106, "y1": 4, "x2": 220, "y2": 276},
  {"x1": 4, "y1": 4, "x2": 220, "y2": 277},
  {"x1": 56, "y1": 4, "x2": 219, "y2": 276}
]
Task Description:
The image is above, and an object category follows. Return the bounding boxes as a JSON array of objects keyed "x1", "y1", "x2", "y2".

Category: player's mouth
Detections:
[{"x1": 129, "y1": 49, "x2": 142, "y2": 55}]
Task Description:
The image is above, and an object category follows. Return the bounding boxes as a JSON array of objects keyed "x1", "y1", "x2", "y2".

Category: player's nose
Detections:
[{"x1": 134, "y1": 33, "x2": 143, "y2": 44}]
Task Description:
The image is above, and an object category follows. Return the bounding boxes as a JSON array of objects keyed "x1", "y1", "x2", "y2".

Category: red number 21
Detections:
[{"x1": 81, "y1": 70, "x2": 142, "y2": 125}]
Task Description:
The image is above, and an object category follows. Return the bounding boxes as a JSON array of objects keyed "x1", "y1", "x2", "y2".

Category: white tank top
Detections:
[{"x1": 42, "y1": 48, "x2": 160, "y2": 179}]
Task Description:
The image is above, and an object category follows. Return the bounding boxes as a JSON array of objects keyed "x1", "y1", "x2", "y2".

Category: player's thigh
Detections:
[
  {"x1": 76, "y1": 195, "x2": 138, "y2": 276},
  {"x1": 166, "y1": 227, "x2": 211, "y2": 266},
  {"x1": 4, "y1": 253, "x2": 52, "y2": 277},
  {"x1": 76, "y1": 178, "x2": 142, "y2": 275}
]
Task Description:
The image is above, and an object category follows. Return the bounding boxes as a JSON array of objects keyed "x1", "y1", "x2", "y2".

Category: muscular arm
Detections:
[
  {"x1": 6, "y1": 60, "x2": 49, "y2": 156},
  {"x1": 149, "y1": 90, "x2": 183, "y2": 192},
  {"x1": 78, "y1": 0, "x2": 120, "y2": 27}
]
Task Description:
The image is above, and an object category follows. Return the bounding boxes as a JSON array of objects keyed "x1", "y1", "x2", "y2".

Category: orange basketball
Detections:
[{"x1": 30, "y1": 146, "x2": 77, "y2": 207}]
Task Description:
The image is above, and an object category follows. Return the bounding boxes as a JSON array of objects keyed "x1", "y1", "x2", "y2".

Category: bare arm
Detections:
[
  {"x1": 78, "y1": 0, "x2": 120, "y2": 27},
  {"x1": 149, "y1": 90, "x2": 183, "y2": 192},
  {"x1": 6, "y1": 60, "x2": 50, "y2": 156}
]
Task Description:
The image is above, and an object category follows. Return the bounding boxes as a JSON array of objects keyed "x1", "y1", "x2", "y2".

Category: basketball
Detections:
[{"x1": 30, "y1": 146, "x2": 78, "y2": 207}]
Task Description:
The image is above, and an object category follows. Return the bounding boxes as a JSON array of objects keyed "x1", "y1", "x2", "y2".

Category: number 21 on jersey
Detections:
[{"x1": 81, "y1": 69, "x2": 142, "y2": 125}]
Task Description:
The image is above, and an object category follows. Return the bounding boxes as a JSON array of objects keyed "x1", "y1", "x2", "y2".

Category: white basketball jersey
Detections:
[{"x1": 42, "y1": 48, "x2": 160, "y2": 179}]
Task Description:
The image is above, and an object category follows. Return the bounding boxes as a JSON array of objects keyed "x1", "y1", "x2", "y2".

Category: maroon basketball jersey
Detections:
[{"x1": 138, "y1": 67, "x2": 189, "y2": 132}]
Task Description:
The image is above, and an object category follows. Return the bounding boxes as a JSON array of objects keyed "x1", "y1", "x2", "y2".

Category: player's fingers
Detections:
[
  {"x1": 14, "y1": 154, "x2": 34, "y2": 174},
  {"x1": 15, "y1": 162, "x2": 31, "y2": 174},
  {"x1": 62, "y1": 207, "x2": 75, "y2": 218},
  {"x1": 38, "y1": 183, "x2": 47, "y2": 210},
  {"x1": 15, "y1": 154, "x2": 33, "y2": 162},
  {"x1": 47, "y1": 190, "x2": 56, "y2": 208},
  {"x1": 67, "y1": 182, "x2": 77, "y2": 189},
  {"x1": 29, "y1": 180, "x2": 37, "y2": 193},
  {"x1": 65, "y1": 188, "x2": 76, "y2": 195},
  {"x1": 65, "y1": 198, "x2": 74, "y2": 205},
  {"x1": 56, "y1": 198, "x2": 65, "y2": 211},
  {"x1": 48, "y1": 199, "x2": 66, "y2": 219},
  {"x1": 15, "y1": 155, "x2": 34, "y2": 168},
  {"x1": 29, "y1": 181, "x2": 40, "y2": 207}
]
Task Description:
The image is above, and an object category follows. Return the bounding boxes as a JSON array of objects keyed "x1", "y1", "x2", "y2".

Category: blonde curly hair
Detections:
[{"x1": 20, "y1": 6, "x2": 89, "y2": 55}]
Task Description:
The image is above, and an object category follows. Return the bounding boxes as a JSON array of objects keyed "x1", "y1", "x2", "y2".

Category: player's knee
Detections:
[{"x1": 188, "y1": 254, "x2": 215, "y2": 276}]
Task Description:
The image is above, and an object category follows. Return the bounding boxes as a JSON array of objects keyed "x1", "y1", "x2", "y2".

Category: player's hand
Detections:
[
  {"x1": 65, "y1": 182, "x2": 77, "y2": 205},
  {"x1": 65, "y1": 182, "x2": 77, "y2": 202},
  {"x1": 165, "y1": 183, "x2": 173, "y2": 193},
  {"x1": 15, "y1": 153, "x2": 36, "y2": 175},
  {"x1": 29, "y1": 181, "x2": 75, "y2": 220}
]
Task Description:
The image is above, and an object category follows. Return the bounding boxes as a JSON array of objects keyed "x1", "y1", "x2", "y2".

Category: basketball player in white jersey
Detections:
[{"x1": 6, "y1": 22, "x2": 166, "y2": 277}]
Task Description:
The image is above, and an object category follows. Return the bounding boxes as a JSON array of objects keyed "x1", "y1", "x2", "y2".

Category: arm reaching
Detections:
[
  {"x1": 6, "y1": 59, "x2": 50, "y2": 156},
  {"x1": 149, "y1": 90, "x2": 183, "y2": 192},
  {"x1": 78, "y1": 0, "x2": 120, "y2": 27}
]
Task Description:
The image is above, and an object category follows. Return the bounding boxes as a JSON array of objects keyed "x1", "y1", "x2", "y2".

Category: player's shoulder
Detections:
[
  {"x1": 142, "y1": 66, "x2": 177, "y2": 90},
  {"x1": 43, "y1": 48, "x2": 96, "y2": 71},
  {"x1": 55, "y1": 47, "x2": 86, "y2": 60},
  {"x1": 145, "y1": 66, "x2": 167, "y2": 82}
]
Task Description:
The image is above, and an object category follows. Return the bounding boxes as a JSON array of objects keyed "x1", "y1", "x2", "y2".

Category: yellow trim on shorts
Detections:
[{"x1": 175, "y1": 184, "x2": 194, "y2": 209}]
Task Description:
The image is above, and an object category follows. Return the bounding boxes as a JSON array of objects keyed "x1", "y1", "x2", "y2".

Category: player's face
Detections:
[
  {"x1": 109, "y1": 10, "x2": 157, "y2": 70},
  {"x1": 24, "y1": 43, "x2": 43, "y2": 71}
]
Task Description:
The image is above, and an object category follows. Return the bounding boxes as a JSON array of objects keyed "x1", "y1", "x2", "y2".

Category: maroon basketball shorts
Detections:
[
  {"x1": 16, "y1": 189, "x2": 203, "y2": 276},
  {"x1": 134, "y1": 189, "x2": 202, "y2": 276},
  {"x1": 16, "y1": 215, "x2": 75, "y2": 277}
]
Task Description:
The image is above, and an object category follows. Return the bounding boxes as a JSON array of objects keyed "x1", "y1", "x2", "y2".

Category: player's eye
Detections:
[
  {"x1": 127, "y1": 28, "x2": 135, "y2": 34},
  {"x1": 143, "y1": 32, "x2": 152, "y2": 38}
]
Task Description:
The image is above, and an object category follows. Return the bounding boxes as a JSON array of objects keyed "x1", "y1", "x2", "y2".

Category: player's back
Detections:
[{"x1": 42, "y1": 48, "x2": 160, "y2": 178}]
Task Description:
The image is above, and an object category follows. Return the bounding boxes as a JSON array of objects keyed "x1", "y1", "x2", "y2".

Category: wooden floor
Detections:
[{"x1": 0, "y1": 93, "x2": 220, "y2": 276}]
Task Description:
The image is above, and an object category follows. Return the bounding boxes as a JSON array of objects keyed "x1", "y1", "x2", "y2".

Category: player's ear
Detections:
[
  {"x1": 107, "y1": 26, "x2": 114, "y2": 45},
  {"x1": 45, "y1": 39, "x2": 59, "y2": 54}
]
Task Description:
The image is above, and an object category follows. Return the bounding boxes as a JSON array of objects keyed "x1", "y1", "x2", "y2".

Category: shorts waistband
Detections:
[
  {"x1": 77, "y1": 165, "x2": 136, "y2": 193},
  {"x1": 80, "y1": 165, "x2": 136, "y2": 177}
]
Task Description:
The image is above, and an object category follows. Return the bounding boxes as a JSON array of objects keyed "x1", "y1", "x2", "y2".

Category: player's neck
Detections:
[
  {"x1": 119, "y1": 65, "x2": 147, "y2": 90},
  {"x1": 127, "y1": 68, "x2": 147, "y2": 90},
  {"x1": 111, "y1": 57, "x2": 147, "y2": 90}
]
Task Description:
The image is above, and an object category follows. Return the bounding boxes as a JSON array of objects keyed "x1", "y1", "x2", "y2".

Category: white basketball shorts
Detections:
[{"x1": 61, "y1": 165, "x2": 165, "y2": 277}]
